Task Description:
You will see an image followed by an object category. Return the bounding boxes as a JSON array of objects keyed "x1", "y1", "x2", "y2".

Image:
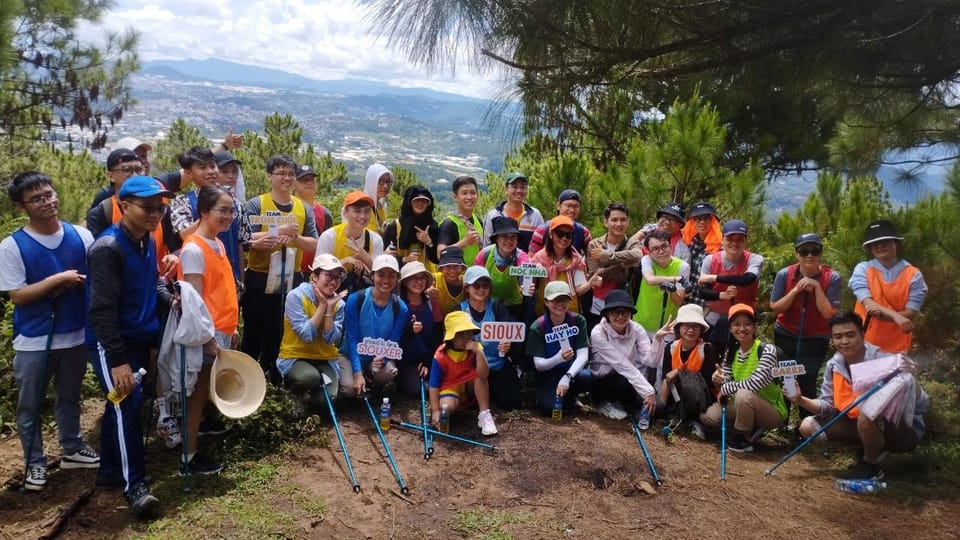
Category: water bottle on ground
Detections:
[
  {"x1": 835, "y1": 479, "x2": 887, "y2": 494},
  {"x1": 379, "y1": 397, "x2": 391, "y2": 432},
  {"x1": 439, "y1": 403, "x2": 450, "y2": 433},
  {"x1": 552, "y1": 394, "x2": 563, "y2": 421},
  {"x1": 106, "y1": 368, "x2": 148, "y2": 405},
  {"x1": 638, "y1": 408, "x2": 650, "y2": 430}
]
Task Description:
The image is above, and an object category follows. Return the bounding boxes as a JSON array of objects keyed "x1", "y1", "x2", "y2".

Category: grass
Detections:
[
  {"x1": 138, "y1": 458, "x2": 326, "y2": 540},
  {"x1": 452, "y1": 508, "x2": 536, "y2": 540}
]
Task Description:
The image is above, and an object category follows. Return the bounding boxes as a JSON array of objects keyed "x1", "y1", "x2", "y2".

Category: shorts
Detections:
[{"x1": 439, "y1": 384, "x2": 467, "y2": 401}]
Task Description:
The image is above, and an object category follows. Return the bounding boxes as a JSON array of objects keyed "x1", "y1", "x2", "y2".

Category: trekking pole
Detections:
[
  {"x1": 656, "y1": 288, "x2": 670, "y2": 385},
  {"x1": 395, "y1": 421, "x2": 497, "y2": 450},
  {"x1": 764, "y1": 370, "x2": 900, "y2": 476},
  {"x1": 420, "y1": 379, "x2": 433, "y2": 460},
  {"x1": 320, "y1": 374, "x2": 360, "y2": 493},
  {"x1": 630, "y1": 415, "x2": 663, "y2": 486},
  {"x1": 786, "y1": 292, "x2": 809, "y2": 423},
  {"x1": 179, "y1": 343, "x2": 191, "y2": 493},
  {"x1": 720, "y1": 398, "x2": 727, "y2": 481},
  {"x1": 362, "y1": 393, "x2": 409, "y2": 494}
]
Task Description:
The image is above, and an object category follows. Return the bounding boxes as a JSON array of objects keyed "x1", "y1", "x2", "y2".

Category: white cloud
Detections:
[{"x1": 78, "y1": 0, "x2": 508, "y2": 99}]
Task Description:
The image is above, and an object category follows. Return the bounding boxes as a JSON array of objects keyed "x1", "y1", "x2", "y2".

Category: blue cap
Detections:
[
  {"x1": 464, "y1": 266, "x2": 491, "y2": 285},
  {"x1": 118, "y1": 175, "x2": 174, "y2": 200},
  {"x1": 794, "y1": 233, "x2": 822, "y2": 248},
  {"x1": 722, "y1": 219, "x2": 748, "y2": 237}
]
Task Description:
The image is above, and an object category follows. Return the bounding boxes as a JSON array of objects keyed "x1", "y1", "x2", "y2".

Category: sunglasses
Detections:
[
  {"x1": 469, "y1": 281, "x2": 491, "y2": 289},
  {"x1": 552, "y1": 230, "x2": 573, "y2": 240},
  {"x1": 797, "y1": 247, "x2": 822, "y2": 257}
]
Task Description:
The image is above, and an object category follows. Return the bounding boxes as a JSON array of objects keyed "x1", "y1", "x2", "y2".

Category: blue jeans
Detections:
[
  {"x1": 14, "y1": 345, "x2": 87, "y2": 467},
  {"x1": 89, "y1": 342, "x2": 150, "y2": 493}
]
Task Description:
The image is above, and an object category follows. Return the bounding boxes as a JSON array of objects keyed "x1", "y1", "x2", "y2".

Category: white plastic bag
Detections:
[{"x1": 265, "y1": 247, "x2": 296, "y2": 294}]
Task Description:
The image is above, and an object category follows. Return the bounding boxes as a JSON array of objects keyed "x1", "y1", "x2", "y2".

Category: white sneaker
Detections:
[
  {"x1": 477, "y1": 409, "x2": 498, "y2": 436},
  {"x1": 597, "y1": 401, "x2": 628, "y2": 420},
  {"x1": 24, "y1": 465, "x2": 47, "y2": 491},
  {"x1": 62, "y1": 443, "x2": 100, "y2": 469},
  {"x1": 157, "y1": 416, "x2": 182, "y2": 449},
  {"x1": 690, "y1": 421, "x2": 706, "y2": 441}
]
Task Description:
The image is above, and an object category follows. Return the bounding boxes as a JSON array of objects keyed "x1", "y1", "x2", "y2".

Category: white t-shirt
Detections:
[
  {"x1": 180, "y1": 237, "x2": 222, "y2": 276},
  {"x1": 0, "y1": 224, "x2": 95, "y2": 351}
]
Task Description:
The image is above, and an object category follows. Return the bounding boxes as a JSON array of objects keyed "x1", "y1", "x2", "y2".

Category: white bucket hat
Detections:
[
  {"x1": 210, "y1": 350, "x2": 266, "y2": 419},
  {"x1": 675, "y1": 304, "x2": 709, "y2": 331}
]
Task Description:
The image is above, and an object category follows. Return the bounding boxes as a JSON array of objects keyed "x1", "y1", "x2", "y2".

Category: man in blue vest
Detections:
[
  {"x1": 0, "y1": 172, "x2": 99, "y2": 491},
  {"x1": 87, "y1": 175, "x2": 178, "y2": 519}
]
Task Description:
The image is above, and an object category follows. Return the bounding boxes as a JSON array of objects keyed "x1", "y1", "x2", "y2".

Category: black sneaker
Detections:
[
  {"x1": 24, "y1": 466, "x2": 47, "y2": 491},
  {"x1": 180, "y1": 454, "x2": 224, "y2": 476},
  {"x1": 842, "y1": 459, "x2": 884, "y2": 481},
  {"x1": 728, "y1": 435, "x2": 754, "y2": 453},
  {"x1": 126, "y1": 482, "x2": 160, "y2": 520},
  {"x1": 198, "y1": 415, "x2": 230, "y2": 437}
]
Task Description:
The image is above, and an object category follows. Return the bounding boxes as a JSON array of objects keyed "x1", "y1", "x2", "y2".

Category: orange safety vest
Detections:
[
  {"x1": 177, "y1": 234, "x2": 239, "y2": 335},
  {"x1": 832, "y1": 370, "x2": 861, "y2": 419},
  {"x1": 854, "y1": 264, "x2": 918, "y2": 353},
  {"x1": 671, "y1": 341, "x2": 704, "y2": 372},
  {"x1": 110, "y1": 195, "x2": 169, "y2": 268}
]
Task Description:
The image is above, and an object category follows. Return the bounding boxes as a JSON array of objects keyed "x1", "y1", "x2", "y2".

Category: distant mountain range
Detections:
[{"x1": 142, "y1": 59, "x2": 487, "y2": 103}]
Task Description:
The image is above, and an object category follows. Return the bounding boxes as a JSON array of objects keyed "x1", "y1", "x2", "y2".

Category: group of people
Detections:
[{"x1": 1, "y1": 138, "x2": 930, "y2": 519}]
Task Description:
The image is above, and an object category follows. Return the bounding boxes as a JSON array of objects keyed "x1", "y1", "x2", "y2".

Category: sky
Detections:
[{"x1": 79, "y1": 0, "x2": 506, "y2": 99}]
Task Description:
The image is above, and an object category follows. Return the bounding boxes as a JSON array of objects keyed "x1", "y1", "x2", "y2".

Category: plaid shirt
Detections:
[{"x1": 683, "y1": 235, "x2": 710, "y2": 307}]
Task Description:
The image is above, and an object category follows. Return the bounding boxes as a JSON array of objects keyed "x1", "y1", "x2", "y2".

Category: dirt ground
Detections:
[{"x1": 0, "y1": 398, "x2": 957, "y2": 540}]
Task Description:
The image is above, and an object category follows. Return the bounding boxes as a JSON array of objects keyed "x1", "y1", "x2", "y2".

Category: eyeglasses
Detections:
[
  {"x1": 797, "y1": 247, "x2": 822, "y2": 257},
  {"x1": 211, "y1": 206, "x2": 237, "y2": 216},
  {"x1": 24, "y1": 191, "x2": 58, "y2": 205},
  {"x1": 552, "y1": 230, "x2": 573, "y2": 239},
  {"x1": 315, "y1": 271, "x2": 344, "y2": 282},
  {"x1": 112, "y1": 165, "x2": 144, "y2": 175},
  {"x1": 129, "y1": 202, "x2": 169, "y2": 216},
  {"x1": 271, "y1": 171, "x2": 297, "y2": 179},
  {"x1": 607, "y1": 309, "x2": 632, "y2": 319},
  {"x1": 648, "y1": 243, "x2": 670, "y2": 253}
]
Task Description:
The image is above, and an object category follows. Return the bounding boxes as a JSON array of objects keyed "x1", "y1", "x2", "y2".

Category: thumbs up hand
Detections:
[{"x1": 411, "y1": 314, "x2": 423, "y2": 334}]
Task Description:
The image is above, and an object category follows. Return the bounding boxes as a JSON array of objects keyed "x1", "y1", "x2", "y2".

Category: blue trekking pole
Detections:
[
  {"x1": 765, "y1": 369, "x2": 900, "y2": 476},
  {"x1": 630, "y1": 416, "x2": 663, "y2": 486},
  {"x1": 420, "y1": 380, "x2": 433, "y2": 460},
  {"x1": 720, "y1": 399, "x2": 727, "y2": 481},
  {"x1": 362, "y1": 393, "x2": 409, "y2": 494},
  {"x1": 320, "y1": 374, "x2": 360, "y2": 493},
  {"x1": 395, "y1": 421, "x2": 497, "y2": 451}
]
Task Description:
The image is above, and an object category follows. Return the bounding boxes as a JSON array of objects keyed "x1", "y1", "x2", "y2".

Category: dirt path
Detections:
[{"x1": 0, "y1": 400, "x2": 956, "y2": 539}]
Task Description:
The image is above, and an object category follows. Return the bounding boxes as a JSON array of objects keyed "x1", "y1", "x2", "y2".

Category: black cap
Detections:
[
  {"x1": 688, "y1": 201, "x2": 716, "y2": 218},
  {"x1": 438, "y1": 246, "x2": 466, "y2": 267},
  {"x1": 107, "y1": 148, "x2": 139, "y2": 170},
  {"x1": 490, "y1": 216, "x2": 521, "y2": 238},
  {"x1": 296, "y1": 164, "x2": 316, "y2": 179},
  {"x1": 794, "y1": 233, "x2": 823, "y2": 248},
  {"x1": 214, "y1": 150, "x2": 242, "y2": 168},
  {"x1": 558, "y1": 189, "x2": 581, "y2": 203},
  {"x1": 656, "y1": 203, "x2": 684, "y2": 222},
  {"x1": 600, "y1": 289, "x2": 637, "y2": 315}
]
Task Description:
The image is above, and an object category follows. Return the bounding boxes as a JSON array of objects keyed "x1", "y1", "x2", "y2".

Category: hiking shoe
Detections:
[
  {"x1": 749, "y1": 427, "x2": 765, "y2": 443},
  {"x1": 198, "y1": 415, "x2": 230, "y2": 437},
  {"x1": 690, "y1": 421, "x2": 707, "y2": 441},
  {"x1": 24, "y1": 466, "x2": 47, "y2": 491},
  {"x1": 61, "y1": 443, "x2": 100, "y2": 469},
  {"x1": 597, "y1": 401, "x2": 628, "y2": 420},
  {"x1": 126, "y1": 482, "x2": 160, "y2": 520},
  {"x1": 728, "y1": 435, "x2": 754, "y2": 453},
  {"x1": 157, "y1": 416, "x2": 182, "y2": 449},
  {"x1": 477, "y1": 409, "x2": 498, "y2": 436},
  {"x1": 842, "y1": 459, "x2": 884, "y2": 481},
  {"x1": 180, "y1": 454, "x2": 224, "y2": 476}
]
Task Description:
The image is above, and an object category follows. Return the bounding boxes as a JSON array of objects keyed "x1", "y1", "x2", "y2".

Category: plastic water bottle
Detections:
[
  {"x1": 379, "y1": 398, "x2": 391, "y2": 432},
  {"x1": 835, "y1": 479, "x2": 887, "y2": 494},
  {"x1": 387, "y1": 241, "x2": 396, "y2": 252},
  {"x1": 438, "y1": 403, "x2": 450, "y2": 433},
  {"x1": 783, "y1": 375, "x2": 798, "y2": 399},
  {"x1": 662, "y1": 425, "x2": 677, "y2": 443},
  {"x1": 106, "y1": 368, "x2": 148, "y2": 405},
  {"x1": 552, "y1": 395, "x2": 563, "y2": 421},
  {"x1": 638, "y1": 408, "x2": 650, "y2": 430}
]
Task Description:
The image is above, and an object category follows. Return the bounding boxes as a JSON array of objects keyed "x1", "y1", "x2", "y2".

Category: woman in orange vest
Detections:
[
  {"x1": 177, "y1": 185, "x2": 240, "y2": 475},
  {"x1": 849, "y1": 219, "x2": 927, "y2": 353},
  {"x1": 658, "y1": 304, "x2": 719, "y2": 440}
]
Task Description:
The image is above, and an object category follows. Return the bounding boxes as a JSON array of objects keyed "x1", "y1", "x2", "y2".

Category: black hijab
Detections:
[{"x1": 398, "y1": 185, "x2": 437, "y2": 249}]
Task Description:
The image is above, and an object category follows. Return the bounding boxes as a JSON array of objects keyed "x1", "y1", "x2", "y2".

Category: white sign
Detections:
[
  {"x1": 250, "y1": 210, "x2": 297, "y2": 236},
  {"x1": 544, "y1": 323, "x2": 580, "y2": 344},
  {"x1": 508, "y1": 263, "x2": 548, "y2": 278},
  {"x1": 480, "y1": 322, "x2": 526, "y2": 342},
  {"x1": 771, "y1": 360, "x2": 807, "y2": 378},
  {"x1": 357, "y1": 337, "x2": 403, "y2": 360}
]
